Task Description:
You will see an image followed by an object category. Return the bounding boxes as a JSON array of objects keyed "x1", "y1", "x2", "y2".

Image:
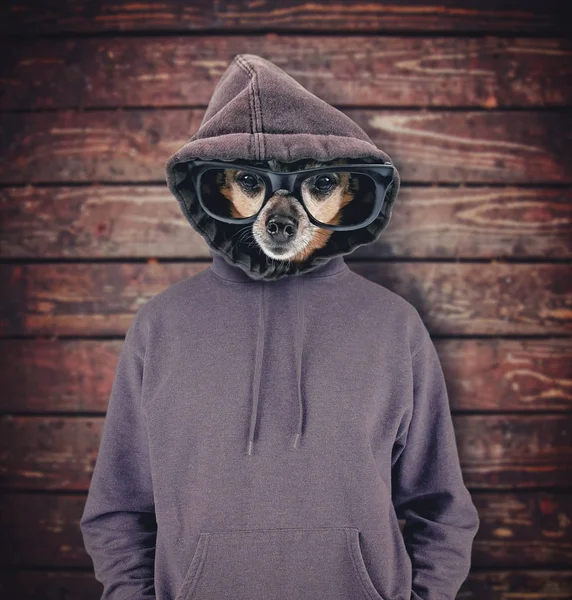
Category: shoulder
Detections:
[
  {"x1": 124, "y1": 267, "x2": 213, "y2": 350},
  {"x1": 143, "y1": 267, "x2": 212, "y2": 314},
  {"x1": 344, "y1": 267, "x2": 430, "y2": 357}
]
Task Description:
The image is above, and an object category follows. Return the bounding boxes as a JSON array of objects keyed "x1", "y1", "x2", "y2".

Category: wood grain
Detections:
[
  {"x1": 0, "y1": 0, "x2": 567, "y2": 34},
  {"x1": 1, "y1": 262, "x2": 570, "y2": 337},
  {"x1": 0, "y1": 491, "x2": 569, "y2": 567},
  {"x1": 0, "y1": 493, "x2": 89, "y2": 567},
  {"x1": 0, "y1": 340, "x2": 122, "y2": 413},
  {"x1": 1, "y1": 415, "x2": 571, "y2": 490},
  {"x1": 471, "y1": 492, "x2": 572, "y2": 567},
  {"x1": 2, "y1": 185, "x2": 571, "y2": 259},
  {"x1": 0, "y1": 571, "x2": 103, "y2": 600},
  {"x1": 1, "y1": 338, "x2": 571, "y2": 413},
  {"x1": 1, "y1": 110, "x2": 570, "y2": 184},
  {"x1": 2, "y1": 36, "x2": 571, "y2": 110},
  {"x1": 460, "y1": 571, "x2": 572, "y2": 599},
  {"x1": 438, "y1": 339, "x2": 572, "y2": 412}
]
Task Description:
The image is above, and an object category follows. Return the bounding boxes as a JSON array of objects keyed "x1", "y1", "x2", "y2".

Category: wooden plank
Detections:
[
  {"x1": 0, "y1": 1, "x2": 567, "y2": 35},
  {"x1": 1, "y1": 569, "x2": 570, "y2": 600},
  {"x1": 352, "y1": 262, "x2": 572, "y2": 337},
  {"x1": 0, "y1": 416, "x2": 101, "y2": 490},
  {"x1": 0, "y1": 493, "x2": 89, "y2": 567},
  {"x1": 0, "y1": 340, "x2": 122, "y2": 413},
  {"x1": 1, "y1": 339, "x2": 571, "y2": 414},
  {"x1": 2, "y1": 37, "x2": 571, "y2": 110},
  {"x1": 1, "y1": 110, "x2": 570, "y2": 184},
  {"x1": 0, "y1": 263, "x2": 206, "y2": 337},
  {"x1": 2, "y1": 185, "x2": 571, "y2": 259},
  {"x1": 0, "y1": 262, "x2": 570, "y2": 337},
  {"x1": 1, "y1": 491, "x2": 570, "y2": 568},
  {"x1": 1, "y1": 415, "x2": 571, "y2": 490},
  {"x1": 471, "y1": 492, "x2": 572, "y2": 567},
  {"x1": 460, "y1": 571, "x2": 572, "y2": 599},
  {"x1": 438, "y1": 339, "x2": 572, "y2": 412},
  {"x1": 383, "y1": 187, "x2": 572, "y2": 260},
  {"x1": 0, "y1": 185, "x2": 209, "y2": 260},
  {"x1": 0, "y1": 571, "x2": 103, "y2": 600},
  {"x1": 457, "y1": 415, "x2": 572, "y2": 489}
]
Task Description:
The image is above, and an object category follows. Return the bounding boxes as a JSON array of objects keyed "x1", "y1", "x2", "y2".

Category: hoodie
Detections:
[{"x1": 80, "y1": 54, "x2": 480, "y2": 600}]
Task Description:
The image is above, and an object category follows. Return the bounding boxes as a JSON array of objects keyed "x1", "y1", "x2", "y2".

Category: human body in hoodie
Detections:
[{"x1": 80, "y1": 54, "x2": 480, "y2": 600}]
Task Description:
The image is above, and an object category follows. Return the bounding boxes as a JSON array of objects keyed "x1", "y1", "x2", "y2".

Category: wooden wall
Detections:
[{"x1": 1, "y1": 1, "x2": 571, "y2": 598}]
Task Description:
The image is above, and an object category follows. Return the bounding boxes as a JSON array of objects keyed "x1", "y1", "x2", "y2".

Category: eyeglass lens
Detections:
[{"x1": 197, "y1": 167, "x2": 378, "y2": 227}]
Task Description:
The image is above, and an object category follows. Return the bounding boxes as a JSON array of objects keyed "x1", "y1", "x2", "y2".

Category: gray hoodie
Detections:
[{"x1": 80, "y1": 54, "x2": 480, "y2": 600}]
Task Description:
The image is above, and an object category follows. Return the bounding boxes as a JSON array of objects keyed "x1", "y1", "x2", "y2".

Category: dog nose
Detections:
[{"x1": 266, "y1": 214, "x2": 298, "y2": 241}]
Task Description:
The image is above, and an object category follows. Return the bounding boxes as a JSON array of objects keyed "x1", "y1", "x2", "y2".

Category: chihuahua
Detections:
[{"x1": 213, "y1": 158, "x2": 362, "y2": 264}]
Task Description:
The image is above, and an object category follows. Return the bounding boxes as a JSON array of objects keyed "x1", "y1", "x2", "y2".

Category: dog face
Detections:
[{"x1": 214, "y1": 158, "x2": 359, "y2": 263}]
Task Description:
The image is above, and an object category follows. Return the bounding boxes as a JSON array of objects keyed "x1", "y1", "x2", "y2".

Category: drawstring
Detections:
[
  {"x1": 247, "y1": 281, "x2": 266, "y2": 456},
  {"x1": 246, "y1": 276, "x2": 306, "y2": 455},
  {"x1": 293, "y1": 275, "x2": 305, "y2": 449}
]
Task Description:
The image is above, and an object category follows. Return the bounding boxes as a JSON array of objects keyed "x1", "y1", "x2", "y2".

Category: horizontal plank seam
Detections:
[
  {"x1": 3, "y1": 105, "x2": 572, "y2": 115},
  {"x1": 0, "y1": 29, "x2": 568, "y2": 40},
  {"x1": 2, "y1": 258, "x2": 572, "y2": 265}
]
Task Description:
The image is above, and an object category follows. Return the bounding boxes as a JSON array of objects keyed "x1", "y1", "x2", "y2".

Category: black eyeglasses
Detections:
[{"x1": 184, "y1": 159, "x2": 395, "y2": 231}]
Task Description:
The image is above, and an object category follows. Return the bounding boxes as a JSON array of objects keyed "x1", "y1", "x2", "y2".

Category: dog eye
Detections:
[
  {"x1": 313, "y1": 175, "x2": 336, "y2": 194},
  {"x1": 237, "y1": 173, "x2": 260, "y2": 191}
]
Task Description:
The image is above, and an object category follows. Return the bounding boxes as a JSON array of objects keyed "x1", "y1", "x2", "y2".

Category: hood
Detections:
[
  {"x1": 164, "y1": 54, "x2": 402, "y2": 455},
  {"x1": 165, "y1": 53, "x2": 401, "y2": 282}
]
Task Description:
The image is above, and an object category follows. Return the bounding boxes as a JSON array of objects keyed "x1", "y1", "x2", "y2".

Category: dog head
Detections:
[{"x1": 212, "y1": 158, "x2": 363, "y2": 264}]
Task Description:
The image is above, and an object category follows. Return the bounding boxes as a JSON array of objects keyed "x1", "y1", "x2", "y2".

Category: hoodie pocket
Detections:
[{"x1": 175, "y1": 527, "x2": 386, "y2": 600}]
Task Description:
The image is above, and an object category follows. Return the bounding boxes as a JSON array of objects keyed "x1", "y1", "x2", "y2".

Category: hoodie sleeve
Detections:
[
  {"x1": 80, "y1": 311, "x2": 157, "y2": 599},
  {"x1": 391, "y1": 322, "x2": 480, "y2": 600}
]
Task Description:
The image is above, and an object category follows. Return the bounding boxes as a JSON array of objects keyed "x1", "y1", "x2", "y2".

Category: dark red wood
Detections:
[
  {"x1": 0, "y1": 0, "x2": 567, "y2": 34},
  {"x1": 2, "y1": 36, "x2": 571, "y2": 110},
  {"x1": 1, "y1": 185, "x2": 570, "y2": 259},
  {"x1": 1, "y1": 110, "x2": 570, "y2": 184}
]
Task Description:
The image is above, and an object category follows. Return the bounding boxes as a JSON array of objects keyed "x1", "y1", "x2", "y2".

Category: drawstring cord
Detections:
[
  {"x1": 247, "y1": 281, "x2": 266, "y2": 456},
  {"x1": 293, "y1": 274, "x2": 305, "y2": 448},
  {"x1": 247, "y1": 276, "x2": 306, "y2": 455}
]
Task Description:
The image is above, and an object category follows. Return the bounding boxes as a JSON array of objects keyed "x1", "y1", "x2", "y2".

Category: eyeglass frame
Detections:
[{"x1": 185, "y1": 159, "x2": 396, "y2": 231}]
